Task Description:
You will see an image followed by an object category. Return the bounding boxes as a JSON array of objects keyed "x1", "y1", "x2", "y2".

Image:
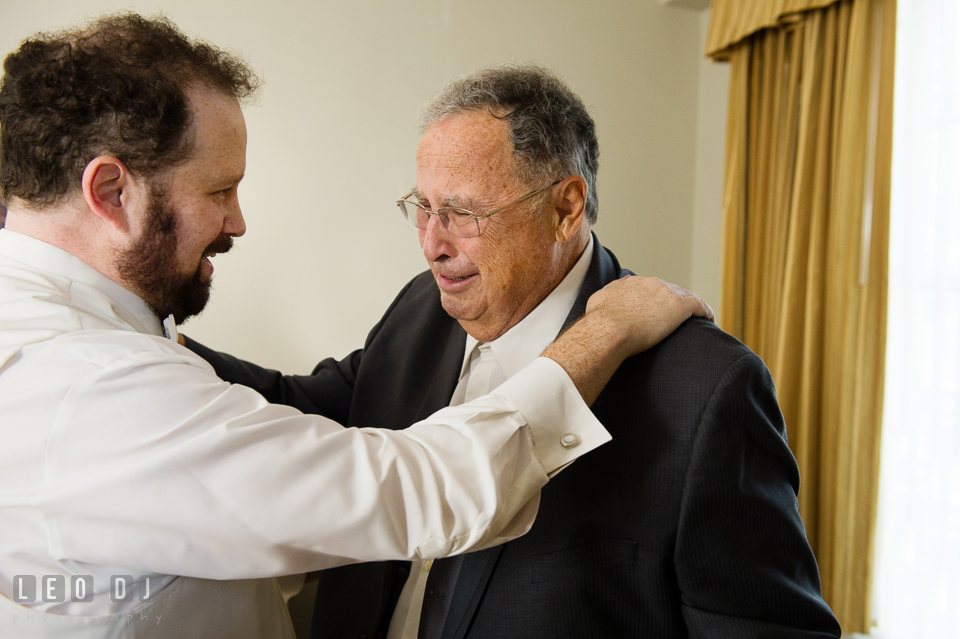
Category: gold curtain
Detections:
[{"x1": 707, "y1": 0, "x2": 896, "y2": 633}]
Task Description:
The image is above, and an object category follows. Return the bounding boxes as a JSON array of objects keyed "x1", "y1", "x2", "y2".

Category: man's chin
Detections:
[
  {"x1": 439, "y1": 292, "x2": 480, "y2": 322},
  {"x1": 150, "y1": 278, "x2": 212, "y2": 324}
]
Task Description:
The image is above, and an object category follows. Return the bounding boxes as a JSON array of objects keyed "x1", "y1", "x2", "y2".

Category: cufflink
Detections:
[{"x1": 560, "y1": 433, "x2": 581, "y2": 448}]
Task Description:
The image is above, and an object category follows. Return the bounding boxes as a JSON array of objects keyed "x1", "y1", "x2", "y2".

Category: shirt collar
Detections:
[
  {"x1": 0, "y1": 228, "x2": 164, "y2": 336},
  {"x1": 459, "y1": 236, "x2": 594, "y2": 381}
]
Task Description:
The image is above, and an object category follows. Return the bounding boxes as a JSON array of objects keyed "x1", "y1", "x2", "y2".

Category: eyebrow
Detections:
[
  {"x1": 213, "y1": 173, "x2": 245, "y2": 190},
  {"x1": 408, "y1": 188, "x2": 484, "y2": 211}
]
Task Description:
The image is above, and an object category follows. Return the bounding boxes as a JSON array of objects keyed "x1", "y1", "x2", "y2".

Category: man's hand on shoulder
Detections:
[
  {"x1": 587, "y1": 275, "x2": 714, "y2": 358},
  {"x1": 543, "y1": 276, "x2": 713, "y2": 406}
]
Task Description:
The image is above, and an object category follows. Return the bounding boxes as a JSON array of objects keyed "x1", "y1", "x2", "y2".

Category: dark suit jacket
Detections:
[{"x1": 187, "y1": 240, "x2": 841, "y2": 639}]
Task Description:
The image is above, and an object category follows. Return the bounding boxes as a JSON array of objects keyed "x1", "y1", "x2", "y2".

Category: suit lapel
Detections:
[
  {"x1": 350, "y1": 291, "x2": 467, "y2": 637},
  {"x1": 442, "y1": 546, "x2": 505, "y2": 639},
  {"x1": 390, "y1": 320, "x2": 465, "y2": 635},
  {"x1": 415, "y1": 323, "x2": 468, "y2": 421},
  {"x1": 439, "y1": 237, "x2": 625, "y2": 638},
  {"x1": 561, "y1": 234, "x2": 627, "y2": 333}
]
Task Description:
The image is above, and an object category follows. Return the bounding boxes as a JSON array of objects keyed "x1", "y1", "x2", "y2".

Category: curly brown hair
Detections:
[{"x1": 0, "y1": 13, "x2": 260, "y2": 208}]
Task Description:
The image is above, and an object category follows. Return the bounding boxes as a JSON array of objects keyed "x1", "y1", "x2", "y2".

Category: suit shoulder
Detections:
[
  {"x1": 391, "y1": 270, "x2": 440, "y2": 307},
  {"x1": 364, "y1": 270, "x2": 456, "y2": 349},
  {"x1": 664, "y1": 317, "x2": 757, "y2": 361},
  {"x1": 370, "y1": 271, "x2": 441, "y2": 326},
  {"x1": 634, "y1": 317, "x2": 770, "y2": 388}
]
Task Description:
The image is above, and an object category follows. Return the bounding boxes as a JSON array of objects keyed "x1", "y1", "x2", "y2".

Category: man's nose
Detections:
[
  {"x1": 224, "y1": 201, "x2": 246, "y2": 237},
  {"x1": 419, "y1": 214, "x2": 457, "y2": 262}
]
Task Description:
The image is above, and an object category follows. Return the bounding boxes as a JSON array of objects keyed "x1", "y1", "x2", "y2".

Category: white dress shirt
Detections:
[
  {"x1": 387, "y1": 238, "x2": 595, "y2": 639},
  {"x1": 0, "y1": 229, "x2": 609, "y2": 634}
]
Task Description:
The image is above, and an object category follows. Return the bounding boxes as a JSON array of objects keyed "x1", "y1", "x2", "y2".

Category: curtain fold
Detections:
[
  {"x1": 707, "y1": 0, "x2": 840, "y2": 60},
  {"x1": 710, "y1": 0, "x2": 896, "y2": 632}
]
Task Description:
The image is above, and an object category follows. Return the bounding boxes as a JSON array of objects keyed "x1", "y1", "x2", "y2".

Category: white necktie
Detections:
[
  {"x1": 460, "y1": 343, "x2": 498, "y2": 403},
  {"x1": 386, "y1": 342, "x2": 500, "y2": 639}
]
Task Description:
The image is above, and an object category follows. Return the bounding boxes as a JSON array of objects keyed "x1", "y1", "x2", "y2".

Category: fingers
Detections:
[
  {"x1": 670, "y1": 284, "x2": 715, "y2": 323},
  {"x1": 622, "y1": 275, "x2": 714, "y2": 323},
  {"x1": 697, "y1": 298, "x2": 716, "y2": 323},
  {"x1": 583, "y1": 275, "x2": 715, "y2": 356}
]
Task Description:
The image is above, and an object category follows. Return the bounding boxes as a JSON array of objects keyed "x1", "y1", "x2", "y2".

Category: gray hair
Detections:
[{"x1": 418, "y1": 63, "x2": 600, "y2": 224}]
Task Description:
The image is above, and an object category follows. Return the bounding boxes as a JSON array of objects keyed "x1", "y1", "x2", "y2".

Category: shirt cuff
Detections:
[{"x1": 491, "y1": 357, "x2": 611, "y2": 476}]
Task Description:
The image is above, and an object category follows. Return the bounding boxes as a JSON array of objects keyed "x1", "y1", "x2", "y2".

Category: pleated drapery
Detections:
[{"x1": 706, "y1": 0, "x2": 896, "y2": 632}]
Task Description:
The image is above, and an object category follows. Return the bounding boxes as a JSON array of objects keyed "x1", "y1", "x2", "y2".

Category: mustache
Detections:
[{"x1": 206, "y1": 234, "x2": 234, "y2": 256}]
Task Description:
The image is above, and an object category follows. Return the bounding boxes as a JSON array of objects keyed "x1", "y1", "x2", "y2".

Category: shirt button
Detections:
[{"x1": 561, "y1": 433, "x2": 580, "y2": 448}]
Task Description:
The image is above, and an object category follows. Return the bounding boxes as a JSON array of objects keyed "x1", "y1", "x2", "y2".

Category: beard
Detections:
[{"x1": 116, "y1": 187, "x2": 232, "y2": 325}]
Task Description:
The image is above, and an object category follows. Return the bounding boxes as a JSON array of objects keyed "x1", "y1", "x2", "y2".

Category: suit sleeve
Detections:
[
  {"x1": 181, "y1": 275, "x2": 421, "y2": 423},
  {"x1": 677, "y1": 352, "x2": 842, "y2": 639},
  {"x1": 183, "y1": 335, "x2": 359, "y2": 425}
]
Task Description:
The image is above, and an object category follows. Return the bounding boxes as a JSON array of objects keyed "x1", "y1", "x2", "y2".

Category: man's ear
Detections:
[
  {"x1": 81, "y1": 156, "x2": 138, "y2": 234},
  {"x1": 552, "y1": 175, "x2": 588, "y2": 243}
]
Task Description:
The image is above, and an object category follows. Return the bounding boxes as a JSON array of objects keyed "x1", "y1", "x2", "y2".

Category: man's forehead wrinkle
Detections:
[
  {"x1": 417, "y1": 143, "x2": 470, "y2": 169},
  {"x1": 415, "y1": 110, "x2": 521, "y2": 212}
]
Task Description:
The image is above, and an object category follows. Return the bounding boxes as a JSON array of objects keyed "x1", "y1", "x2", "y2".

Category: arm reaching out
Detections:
[{"x1": 171, "y1": 273, "x2": 712, "y2": 561}]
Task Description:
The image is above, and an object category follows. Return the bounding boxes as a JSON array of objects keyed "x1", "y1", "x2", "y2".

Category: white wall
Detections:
[
  {"x1": 691, "y1": 9, "x2": 731, "y2": 321},
  {"x1": 1, "y1": 0, "x2": 726, "y2": 374}
]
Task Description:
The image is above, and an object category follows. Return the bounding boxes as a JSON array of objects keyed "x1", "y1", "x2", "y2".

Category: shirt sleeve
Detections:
[
  {"x1": 40, "y1": 336, "x2": 609, "y2": 580},
  {"x1": 499, "y1": 357, "x2": 612, "y2": 474}
]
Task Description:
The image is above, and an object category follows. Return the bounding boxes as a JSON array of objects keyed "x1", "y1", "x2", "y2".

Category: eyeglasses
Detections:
[{"x1": 396, "y1": 180, "x2": 562, "y2": 238}]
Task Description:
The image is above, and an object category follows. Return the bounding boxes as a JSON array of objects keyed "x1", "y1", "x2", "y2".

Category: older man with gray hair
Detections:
[{"x1": 192, "y1": 64, "x2": 840, "y2": 638}]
